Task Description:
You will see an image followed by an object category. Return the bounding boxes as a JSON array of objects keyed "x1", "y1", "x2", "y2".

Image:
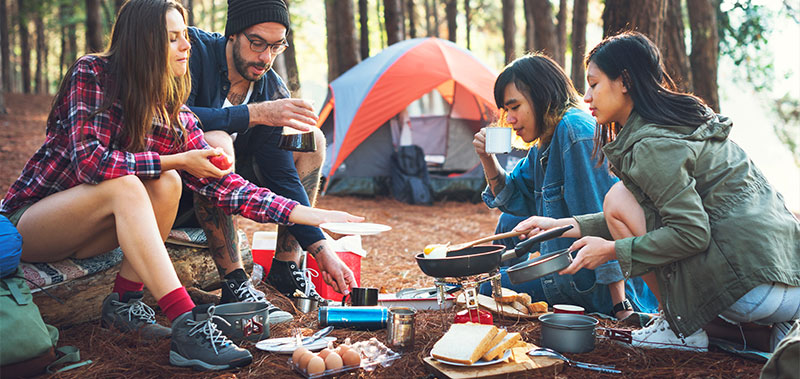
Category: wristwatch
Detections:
[{"x1": 613, "y1": 299, "x2": 633, "y2": 314}]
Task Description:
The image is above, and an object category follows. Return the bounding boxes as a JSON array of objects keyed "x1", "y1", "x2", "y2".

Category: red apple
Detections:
[{"x1": 209, "y1": 154, "x2": 232, "y2": 170}]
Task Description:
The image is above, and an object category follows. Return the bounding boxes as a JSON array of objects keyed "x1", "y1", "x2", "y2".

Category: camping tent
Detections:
[{"x1": 319, "y1": 37, "x2": 507, "y2": 200}]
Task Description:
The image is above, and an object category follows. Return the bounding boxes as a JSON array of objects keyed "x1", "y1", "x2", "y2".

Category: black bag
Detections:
[{"x1": 390, "y1": 145, "x2": 433, "y2": 205}]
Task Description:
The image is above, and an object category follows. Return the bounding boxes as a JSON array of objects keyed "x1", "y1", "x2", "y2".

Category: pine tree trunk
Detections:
[
  {"x1": 464, "y1": 0, "x2": 471, "y2": 49},
  {"x1": 407, "y1": 0, "x2": 417, "y2": 38},
  {"x1": 325, "y1": 0, "x2": 338, "y2": 82},
  {"x1": 555, "y1": 0, "x2": 567, "y2": 67},
  {"x1": 688, "y1": 0, "x2": 719, "y2": 112},
  {"x1": 445, "y1": 0, "x2": 456, "y2": 42},
  {"x1": 283, "y1": 0, "x2": 301, "y2": 96},
  {"x1": 34, "y1": 12, "x2": 46, "y2": 94},
  {"x1": 661, "y1": 0, "x2": 691, "y2": 92},
  {"x1": 336, "y1": 0, "x2": 360, "y2": 77},
  {"x1": 85, "y1": 0, "x2": 104, "y2": 52},
  {"x1": 424, "y1": 0, "x2": 431, "y2": 36},
  {"x1": 0, "y1": 91, "x2": 5, "y2": 114},
  {"x1": 184, "y1": 0, "x2": 194, "y2": 26},
  {"x1": 523, "y1": 0, "x2": 533, "y2": 53},
  {"x1": 502, "y1": 0, "x2": 515, "y2": 64},
  {"x1": 602, "y1": 0, "x2": 666, "y2": 46},
  {"x1": 530, "y1": 0, "x2": 557, "y2": 59},
  {"x1": 17, "y1": 0, "x2": 30, "y2": 94},
  {"x1": 571, "y1": 0, "x2": 588, "y2": 93},
  {"x1": 1, "y1": 0, "x2": 10, "y2": 93},
  {"x1": 431, "y1": 0, "x2": 439, "y2": 37},
  {"x1": 384, "y1": 0, "x2": 403, "y2": 45},
  {"x1": 359, "y1": 0, "x2": 369, "y2": 59}
]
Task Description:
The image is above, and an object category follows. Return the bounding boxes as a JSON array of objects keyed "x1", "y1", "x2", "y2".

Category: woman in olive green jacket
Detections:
[{"x1": 514, "y1": 32, "x2": 800, "y2": 353}]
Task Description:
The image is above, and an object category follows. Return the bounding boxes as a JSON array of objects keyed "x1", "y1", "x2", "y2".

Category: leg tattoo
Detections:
[{"x1": 194, "y1": 193, "x2": 240, "y2": 277}]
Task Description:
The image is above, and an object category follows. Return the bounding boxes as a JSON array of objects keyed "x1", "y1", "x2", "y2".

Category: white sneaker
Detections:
[{"x1": 631, "y1": 313, "x2": 708, "y2": 351}]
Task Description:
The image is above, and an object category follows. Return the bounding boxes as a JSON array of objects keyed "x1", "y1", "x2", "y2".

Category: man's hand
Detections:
[
  {"x1": 310, "y1": 241, "x2": 356, "y2": 296},
  {"x1": 248, "y1": 98, "x2": 318, "y2": 132}
]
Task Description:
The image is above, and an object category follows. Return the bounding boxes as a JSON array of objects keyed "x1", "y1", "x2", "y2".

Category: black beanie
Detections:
[{"x1": 225, "y1": 0, "x2": 290, "y2": 37}]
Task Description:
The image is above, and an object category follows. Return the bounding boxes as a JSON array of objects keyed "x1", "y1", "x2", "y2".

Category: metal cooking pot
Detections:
[
  {"x1": 415, "y1": 225, "x2": 574, "y2": 278},
  {"x1": 214, "y1": 302, "x2": 269, "y2": 343},
  {"x1": 507, "y1": 248, "x2": 573, "y2": 284},
  {"x1": 539, "y1": 313, "x2": 598, "y2": 353}
]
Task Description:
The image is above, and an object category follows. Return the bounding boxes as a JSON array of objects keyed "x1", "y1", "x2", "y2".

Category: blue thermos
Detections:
[{"x1": 318, "y1": 306, "x2": 388, "y2": 330}]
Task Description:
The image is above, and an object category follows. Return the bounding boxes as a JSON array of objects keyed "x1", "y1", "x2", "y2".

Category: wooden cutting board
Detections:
[
  {"x1": 456, "y1": 293, "x2": 548, "y2": 320},
  {"x1": 423, "y1": 345, "x2": 563, "y2": 379}
]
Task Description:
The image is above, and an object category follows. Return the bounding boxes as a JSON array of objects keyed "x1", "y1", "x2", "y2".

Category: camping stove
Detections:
[{"x1": 433, "y1": 270, "x2": 503, "y2": 323}]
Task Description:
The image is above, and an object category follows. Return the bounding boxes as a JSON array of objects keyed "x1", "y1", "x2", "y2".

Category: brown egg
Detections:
[
  {"x1": 324, "y1": 352, "x2": 343, "y2": 370},
  {"x1": 318, "y1": 348, "x2": 333, "y2": 360},
  {"x1": 292, "y1": 347, "x2": 309, "y2": 364},
  {"x1": 337, "y1": 345, "x2": 351, "y2": 356},
  {"x1": 298, "y1": 351, "x2": 315, "y2": 371},
  {"x1": 342, "y1": 349, "x2": 361, "y2": 367},
  {"x1": 306, "y1": 355, "x2": 326, "y2": 375}
]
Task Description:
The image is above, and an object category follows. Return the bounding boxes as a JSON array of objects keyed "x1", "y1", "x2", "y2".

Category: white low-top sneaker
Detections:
[{"x1": 631, "y1": 313, "x2": 709, "y2": 352}]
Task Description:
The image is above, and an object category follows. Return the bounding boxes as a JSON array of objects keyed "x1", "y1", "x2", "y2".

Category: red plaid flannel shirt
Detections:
[{"x1": 1, "y1": 55, "x2": 298, "y2": 225}]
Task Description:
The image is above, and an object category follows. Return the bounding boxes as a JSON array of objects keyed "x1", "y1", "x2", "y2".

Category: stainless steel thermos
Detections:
[{"x1": 318, "y1": 306, "x2": 388, "y2": 330}]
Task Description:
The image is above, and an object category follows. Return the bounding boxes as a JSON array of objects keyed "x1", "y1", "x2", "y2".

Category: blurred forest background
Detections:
[{"x1": 0, "y1": 0, "x2": 798, "y2": 208}]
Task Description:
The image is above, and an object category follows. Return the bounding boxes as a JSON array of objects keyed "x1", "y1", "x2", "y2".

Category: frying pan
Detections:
[
  {"x1": 415, "y1": 225, "x2": 574, "y2": 278},
  {"x1": 508, "y1": 248, "x2": 573, "y2": 284}
]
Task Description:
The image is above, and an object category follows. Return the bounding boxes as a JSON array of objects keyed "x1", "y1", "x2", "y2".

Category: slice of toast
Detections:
[
  {"x1": 482, "y1": 332, "x2": 522, "y2": 361},
  {"x1": 431, "y1": 323, "x2": 499, "y2": 365},
  {"x1": 496, "y1": 288, "x2": 518, "y2": 303}
]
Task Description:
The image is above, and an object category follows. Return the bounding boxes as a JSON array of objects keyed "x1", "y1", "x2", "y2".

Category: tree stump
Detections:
[{"x1": 34, "y1": 231, "x2": 253, "y2": 327}]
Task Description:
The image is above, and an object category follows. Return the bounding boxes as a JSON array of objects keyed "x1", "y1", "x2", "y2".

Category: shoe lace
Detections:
[
  {"x1": 233, "y1": 280, "x2": 266, "y2": 303},
  {"x1": 638, "y1": 313, "x2": 669, "y2": 335},
  {"x1": 186, "y1": 305, "x2": 233, "y2": 355},
  {"x1": 113, "y1": 299, "x2": 157, "y2": 325},
  {"x1": 292, "y1": 266, "x2": 324, "y2": 301}
]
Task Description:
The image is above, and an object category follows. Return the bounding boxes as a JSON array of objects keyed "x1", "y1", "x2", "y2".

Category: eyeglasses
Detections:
[{"x1": 243, "y1": 33, "x2": 288, "y2": 55}]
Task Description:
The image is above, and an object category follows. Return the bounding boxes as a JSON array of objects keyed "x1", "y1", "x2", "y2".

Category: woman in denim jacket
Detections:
[
  {"x1": 523, "y1": 32, "x2": 799, "y2": 353},
  {"x1": 475, "y1": 54, "x2": 658, "y2": 319}
]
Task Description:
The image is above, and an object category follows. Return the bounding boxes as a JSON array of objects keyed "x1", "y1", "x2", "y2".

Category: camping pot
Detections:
[
  {"x1": 214, "y1": 302, "x2": 270, "y2": 343},
  {"x1": 538, "y1": 313, "x2": 598, "y2": 353},
  {"x1": 507, "y1": 248, "x2": 573, "y2": 285}
]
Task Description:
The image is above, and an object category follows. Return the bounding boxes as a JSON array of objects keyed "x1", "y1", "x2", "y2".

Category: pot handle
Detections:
[{"x1": 502, "y1": 224, "x2": 574, "y2": 261}]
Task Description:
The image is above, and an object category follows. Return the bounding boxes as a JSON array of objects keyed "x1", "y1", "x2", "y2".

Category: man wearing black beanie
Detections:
[{"x1": 177, "y1": 0, "x2": 358, "y2": 323}]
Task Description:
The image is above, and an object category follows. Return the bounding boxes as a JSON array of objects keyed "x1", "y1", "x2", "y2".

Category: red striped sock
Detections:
[
  {"x1": 112, "y1": 273, "x2": 144, "y2": 297},
  {"x1": 158, "y1": 287, "x2": 196, "y2": 321}
]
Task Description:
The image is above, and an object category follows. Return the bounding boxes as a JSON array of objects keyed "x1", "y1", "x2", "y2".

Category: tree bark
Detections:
[
  {"x1": 326, "y1": 0, "x2": 359, "y2": 81},
  {"x1": 407, "y1": 0, "x2": 417, "y2": 38},
  {"x1": 530, "y1": 0, "x2": 557, "y2": 59},
  {"x1": 325, "y1": 0, "x2": 338, "y2": 81},
  {"x1": 424, "y1": 0, "x2": 431, "y2": 36},
  {"x1": 17, "y1": 0, "x2": 30, "y2": 94},
  {"x1": 432, "y1": 0, "x2": 440, "y2": 37},
  {"x1": 445, "y1": 0, "x2": 456, "y2": 43},
  {"x1": 283, "y1": 0, "x2": 301, "y2": 96},
  {"x1": 359, "y1": 0, "x2": 369, "y2": 59},
  {"x1": 183, "y1": 0, "x2": 194, "y2": 26},
  {"x1": 523, "y1": 0, "x2": 533, "y2": 53},
  {"x1": 571, "y1": 0, "x2": 588, "y2": 93},
  {"x1": 60, "y1": 3, "x2": 78, "y2": 80},
  {"x1": 602, "y1": 0, "x2": 667, "y2": 47},
  {"x1": 464, "y1": 0, "x2": 471, "y2": 49},
  {"x1": 661, "y1": 0, "x2": 691, "y2": 92},
  {"x1": 85, "y1": 0, "x2": 104, "y2": 52},
  {"x1": 502, "y1": 0, "x2": 515, "y2": 63},
  {"x1": 34, "y1": 11, "x2": 46, "y2": 94},
  {"x1": 688, "y1": 0, "x2": 719, "y2": 111},
  {"x1": 384, "y1": 0, "x2": 403, "y2": 46},
  {"x1": 1, "y1": 0, "x2": 10, "y2": 93},
  {"x1": 555, "y1": 0, "x2": 567, "y2": 67}
]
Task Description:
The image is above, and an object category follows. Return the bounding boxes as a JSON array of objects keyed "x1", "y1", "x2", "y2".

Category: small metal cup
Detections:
[
  {"x1": 293, "y1": 297, "x2": 319, "y2": 313},
  {"x1": 386, "y1": 307, "x2": 416, "y2": 350}
]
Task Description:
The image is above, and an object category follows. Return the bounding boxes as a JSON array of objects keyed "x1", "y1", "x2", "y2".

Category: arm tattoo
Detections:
[
  {"x1": 308, "y1": 244, "x2": 325, "y2": 258},
  {"x1": 487, "y1": 172, "x2": 506, "y2": 194}
]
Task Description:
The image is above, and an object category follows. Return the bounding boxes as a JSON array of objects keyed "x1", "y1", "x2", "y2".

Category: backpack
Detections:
[{"x1": 390, "y1": 145, "x2": 433, "y2": 205}]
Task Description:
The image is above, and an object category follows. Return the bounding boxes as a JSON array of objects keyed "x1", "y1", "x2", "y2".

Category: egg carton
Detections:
[{"x1": 289, "y1": 337, "x2": 402, "y2": 378}]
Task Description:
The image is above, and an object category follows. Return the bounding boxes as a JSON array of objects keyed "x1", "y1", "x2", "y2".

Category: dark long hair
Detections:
[
  {"x1": 494, "y1": 53, "x2": 582, "y2": 148},
  {"x1": 585, "y1": 31, "x2": 713, "y2": 161},
  {"x1": 49, "y1": 0, "x2": 190, "y2": 152}
]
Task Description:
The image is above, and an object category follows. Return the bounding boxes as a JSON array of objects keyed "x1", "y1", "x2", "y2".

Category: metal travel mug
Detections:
[
  {"x1": 341, "y1": 287, "x2": 379, "y2": 306},
  {"x1": 387, "y1": 307, "x2": 416, "y2": 350},
  {"x1": 318, "y1": 306, "x2": 388, "y2": 330}
]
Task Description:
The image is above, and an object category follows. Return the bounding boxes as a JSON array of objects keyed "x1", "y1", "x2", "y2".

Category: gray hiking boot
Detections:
[
  {"x1": 100, "y1": 291, "x2": 171, "y2": 339},
  {"x1": 169, "y1": 304, "x2": 253, "y2": 371},
  {"x1": 220, "y1": 269, "x2": 293, "y2": 325}
]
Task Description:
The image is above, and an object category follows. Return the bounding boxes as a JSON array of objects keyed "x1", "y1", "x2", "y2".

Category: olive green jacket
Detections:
[{"x1": 575, "y1": 110, "x2": 800, "y2": 336}]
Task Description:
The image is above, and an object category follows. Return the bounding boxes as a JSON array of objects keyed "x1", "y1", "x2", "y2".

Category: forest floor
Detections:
[{"x1": 0, "y1": 93, "x2": 764, "y2": 378}]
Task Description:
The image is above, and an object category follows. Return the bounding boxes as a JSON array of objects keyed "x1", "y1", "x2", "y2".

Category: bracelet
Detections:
[{"x1": 613, "y1": 299, "x2": 633, "y2": 314}]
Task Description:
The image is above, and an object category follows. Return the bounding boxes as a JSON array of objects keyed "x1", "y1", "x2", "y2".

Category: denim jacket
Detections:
[{"x1": 483, "y1": 108, "x2": 658, "y2": 314}]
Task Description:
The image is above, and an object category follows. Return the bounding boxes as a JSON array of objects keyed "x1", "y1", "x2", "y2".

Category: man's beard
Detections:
[{"x1": 232, "y1": 37, "x2": 270, "y2": 82}]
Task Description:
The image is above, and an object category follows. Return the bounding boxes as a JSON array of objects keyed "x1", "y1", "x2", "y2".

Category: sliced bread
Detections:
[
  {"x1": 496, "y1": 288, "x2": 518, "y2": 303},
  {"x1": 430, "y1": 323, "x2": 499, "y2": 365},
  {"x1": 482, "y1": 332, "x2": 522, "y2": 361},
  {"x1": 528, "y1": 300, "x2": 549, "y2": 314}
]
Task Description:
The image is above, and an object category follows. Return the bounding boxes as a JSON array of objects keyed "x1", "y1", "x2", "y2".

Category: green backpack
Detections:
[{"x1": 0, "y1": 269, "x2": 89, "y2": 377}]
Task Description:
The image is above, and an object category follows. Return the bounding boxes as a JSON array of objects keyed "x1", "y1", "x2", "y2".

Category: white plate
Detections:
[
  {"x1": 320, "y1": 222, "x2": 392, "y2": 236},
  {"x1": 430, "y1": 348, "x2": 512, "y2": 367},
  {"x1": 255, "y1": 336, "x2": 337, "y2": 354}
]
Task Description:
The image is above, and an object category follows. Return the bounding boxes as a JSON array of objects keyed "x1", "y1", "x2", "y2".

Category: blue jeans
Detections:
[{"x1": 480, "y1": 213, "x2": 659, "y2": 316}]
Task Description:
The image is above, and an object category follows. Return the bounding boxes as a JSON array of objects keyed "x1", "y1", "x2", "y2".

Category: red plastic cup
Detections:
[
  {"x1": 454, "y1": 309, "x2": 493, "y2": 325},
  {"x1": 553, "y1": 304, "x2": 585, "y2": 314}
]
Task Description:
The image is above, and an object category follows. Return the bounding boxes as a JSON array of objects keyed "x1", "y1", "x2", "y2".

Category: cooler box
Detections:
[{"x1": 251, "y1": 231, "x2": 366, "y2": 302}]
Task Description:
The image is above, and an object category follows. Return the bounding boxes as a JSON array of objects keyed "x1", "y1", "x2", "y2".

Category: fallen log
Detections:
[{"x1": 35, "y1": 231, "x2": 252, "y2": 327}]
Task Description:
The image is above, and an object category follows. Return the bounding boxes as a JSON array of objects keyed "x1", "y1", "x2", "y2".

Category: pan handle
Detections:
[{"x1": 501, "y1": 224, "x2": 574, "y2": 262}]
